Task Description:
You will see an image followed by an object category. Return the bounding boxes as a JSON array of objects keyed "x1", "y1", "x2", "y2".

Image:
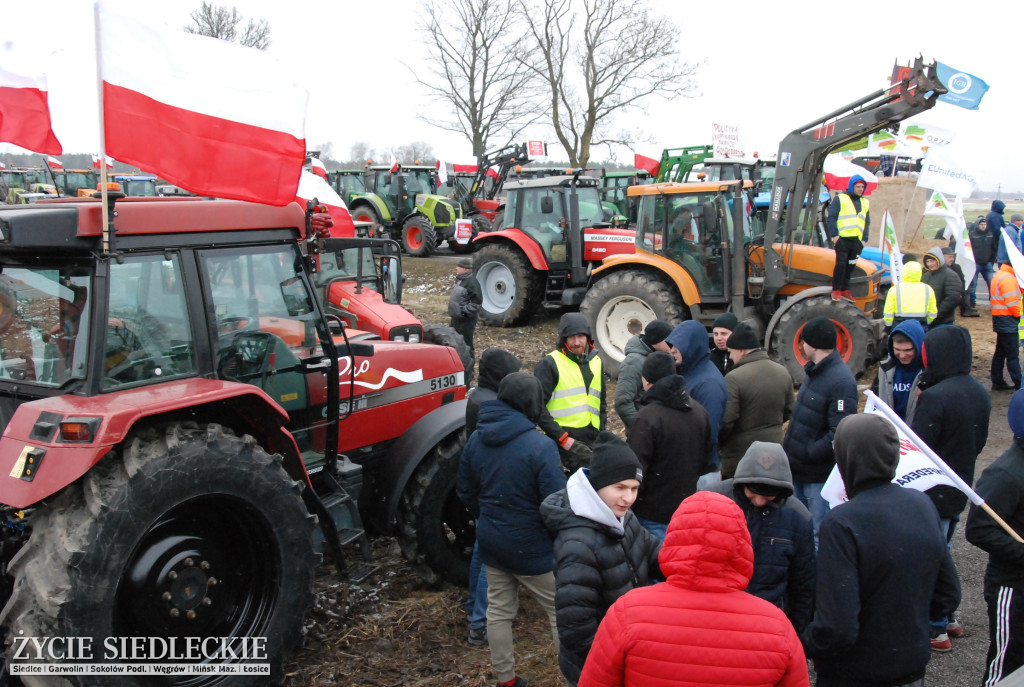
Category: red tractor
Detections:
[{"x1": 0, "y1": 196, "x2": 474, "y2": 682}]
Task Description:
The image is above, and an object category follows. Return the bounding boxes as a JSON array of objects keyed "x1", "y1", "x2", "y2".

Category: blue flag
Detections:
[{"x1": 936, "y1": 62, "x2": 990, "y2": 110}]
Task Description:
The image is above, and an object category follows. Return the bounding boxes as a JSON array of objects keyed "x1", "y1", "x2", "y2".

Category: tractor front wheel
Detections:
[
  {"x1": 580, "y1": 270, "x2": 686, "y2": 379},
  {"x1": 769, "y1": 297, "x2": 873, "y2": 385},
  {"x1": 1, "y1": 423, "x2": 316, "y2": 686},
  {"x1": 402, "y1": 215, "x2": 437, "y2": 257},
  {"x1": 474, "y1": 243, "x2": 544, "y2": 327},
  {"x1": 351, "y1": 203, "x2": 383, "y2": 237}
]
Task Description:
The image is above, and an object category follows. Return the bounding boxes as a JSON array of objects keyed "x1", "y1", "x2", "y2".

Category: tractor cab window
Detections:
[
  {"x1": 0, "y1": 267, "x2": 91, "y2": 387},
  {"x1": 405, "y1": 170, "x2": 433, "y2": 195},
  {"x1": 576, "y1": 187, "x2": 606, "y2": 227},
  {"x1": 103, "y1": 255, "x2": 197, "y2": 389},
  {"x1": 638, "y1": 193, "x2": 726, "y2": 297},
  {"x1": 519, "y1": 189, "x2": 565, "y2": 261},
  {"x1": 201, "y1": 245, "x2": 329, "y2": 453}
]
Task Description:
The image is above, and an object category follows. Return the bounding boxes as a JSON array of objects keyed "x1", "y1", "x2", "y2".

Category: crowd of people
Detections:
[{"x1": 452, "y1": 201, "x2": 1024, "y2": 686}]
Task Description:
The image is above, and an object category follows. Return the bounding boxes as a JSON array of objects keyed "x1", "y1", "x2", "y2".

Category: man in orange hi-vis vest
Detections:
[{"x1": 990, "y1": 262, "x2": 1022, "y2": 391}]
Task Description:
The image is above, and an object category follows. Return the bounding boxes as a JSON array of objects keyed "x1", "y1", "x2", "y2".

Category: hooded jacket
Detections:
[
  {"x1": 920, "y1": 246, "x2": 964, "y2": 324},
  {"x1": 535, "y1": 312, "x2": 607, "y2": 445},
  {"x1": 966, "y1": 438, "x2": 1024, "y2": 589},
  {"x1": 665, "y1": 320, "x2": 727, "y2": 468},
  {"x1": 992, "y1": 200, "x2": 1015, "y2": 264},
  {"x1": 911, "y1": 325, "x2": 990, "y2": 519},
  {"x1": 627, "y1": 374, "x2": 712, "y2": 524},
  {"x1": 782, "y1": 349, "x2": 857, "y2": 483},
  {"x1": 803, "y1": 414, "x2": 960, "y2": 686},
  {"x1": 882, "y1": 260, "x2": 937, "y2": 326},
  {"x1": 465, "y1": 347, "x2": 522, "y2": 435},
  {"x1": 709, "y1": 442, "x2": 815, "y2": 634},
  {"x1": 579, "y1": 492, "x2": 809, "y2": 687},
  {"x1": 540, "y1": 470, "x2": 662, "y2": 684},
  {"x1": 456, "y1": 372, "x2": 567, "y2": 576},
  {"x1": 719, "y1": 349, "x2": 795, "y2": 478},
  {"x1": 614, "y1": 333, "x2": 655, "y2": 432},
  {"x1": 869, "y1": 319, "x2": 925, "y2": 421},
  {"x1": 825, "y1": 175, "x2": 871, "y2": 242}
]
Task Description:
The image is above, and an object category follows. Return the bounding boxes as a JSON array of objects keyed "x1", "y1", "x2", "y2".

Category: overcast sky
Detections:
[{"x1": 5, "y1": 0, "x2": 1022, "y2": 194}]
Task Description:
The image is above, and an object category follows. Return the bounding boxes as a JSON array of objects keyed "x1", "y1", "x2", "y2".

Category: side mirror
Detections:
[
  {"x1": 540, "y1": 196, "x2": 554, "y2": 214},
  {"x1": 381, "y1": 255, "x2": 401, "y2": 302},
  {"x1": 701, "y1": 201, "x2": 719, "y2": 236}
]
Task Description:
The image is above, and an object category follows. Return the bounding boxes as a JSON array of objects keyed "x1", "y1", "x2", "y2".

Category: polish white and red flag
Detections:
[
  {"x1": 309, "y1": 157, "x2": 328, "y2": 180},
  {"x1": 296, "y1": 170, "x2": 355, "y2": 238},
  {"x1": 634, "y1": 152, "x2": 660, "y2": 177},
  {"x1": 0, "y1": 48, "x2": 63, "y2": 155},
  {"x1": 92, "y1": 154, "x2": 114, "y2": 169},
  {"x1": 47, "y1": 155, "x2": 63, "y2": 169},
  {"x1": 96, "y1": 3, "x2": 309, "y2": 206},
  {"x1": 436, "y1": 160, "x2": 448, "y2": 185}
]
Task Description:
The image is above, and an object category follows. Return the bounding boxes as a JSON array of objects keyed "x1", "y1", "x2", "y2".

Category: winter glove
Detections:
[{"x1": 561, "y1": 441, "x2": 593, "y2": 473}]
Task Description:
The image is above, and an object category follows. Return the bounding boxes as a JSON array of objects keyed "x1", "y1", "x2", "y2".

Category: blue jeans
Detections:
[
  {"x1": 930, "y1": 516, "x2": 960, "y2": 633},
  {"x1": 969, "y1": 262, "x2": 994, "y2": 306},
  {"x1": 466, "y1": 541, "x2": 488, "y2": 630},
  {"x1": 637, "y1": 517, "x2": 667, "y2": 542},
  {"x1": 793, "y1": 481, "x2": 828, "y2": 551}
]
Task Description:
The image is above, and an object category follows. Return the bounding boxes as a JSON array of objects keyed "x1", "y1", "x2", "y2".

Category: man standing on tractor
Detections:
[
  {"x1": 535, "y1": 313, "x2": 608, "y2": 472},
  {"x1": 827, "y1": 175, "x2": 870, "y2": 303}
]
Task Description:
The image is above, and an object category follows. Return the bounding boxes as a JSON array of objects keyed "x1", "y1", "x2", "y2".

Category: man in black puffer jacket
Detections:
[
  {"x1": 709, "y1": 441, "x2": 816, "y2": 634},
  {"x1": 540, "y1": 432, "x2": 661, "y2": 687},
  {"x1": 782, "y1": 317, "x2": 857, "y2": 547},
  {"x1": 921, "y1": 246, "x2": 964, "y2": 326},
  {"x1": 911, "y1": 324, "x2": 990, "y2": 649}
]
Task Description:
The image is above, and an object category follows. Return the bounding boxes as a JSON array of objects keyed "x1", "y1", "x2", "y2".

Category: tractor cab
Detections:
[
  {"x1": 500, "y1": 175, "x2": 606, "y2": 263},
  {"x1": 327, "y1": 170, "x2": 369, "y2": 205}
]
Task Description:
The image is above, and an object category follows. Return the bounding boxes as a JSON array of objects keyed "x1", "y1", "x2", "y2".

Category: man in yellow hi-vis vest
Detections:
[
  {"x1": 827, "y1": 175, "x2": 870, "y2": 303},
  {"x1": 534, "y1": 312, "x2": 607, "y2": 471}
]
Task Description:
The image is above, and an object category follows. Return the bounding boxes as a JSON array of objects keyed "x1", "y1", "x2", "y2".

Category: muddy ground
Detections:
[{"x1": 285, "y1": 240, "x2": 1013, "y2": 687}]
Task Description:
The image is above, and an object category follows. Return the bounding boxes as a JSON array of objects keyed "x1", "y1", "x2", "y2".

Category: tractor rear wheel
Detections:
[
  {"x1": 395, "y1": 429, "x2": 473, "y2": 586},
  {"x1": 769, "y1": 297, "x2": 873, "y2": 385},
  {"x1": 580, "y1": 270, "x2": 686, "y2": 379},
  {"x1": 402, "y1": 216, "x2": 437, "y2": 257},
  {"x1": 474, "y1": 243, "x2": 544, "y2": 327},
  {"x1": 423, "y1": 323, "x2": 475, "y2": 387},
  {"x1": 1, "y1": 423, "x2": 316, "y2": 686},
  {"x1": 351, "y1": 203, "x2": 383, "y2": 236}
]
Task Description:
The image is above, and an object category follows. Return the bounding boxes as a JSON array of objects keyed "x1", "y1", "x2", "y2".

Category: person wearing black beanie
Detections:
[
  {"x1": 540, "y1": 431, "x2": 660, "y2": 685},
  {"x1": 710, "y1": 312, "x2": 739, "y2": 375},
  {"x1": 799, "y1": 317, "x2": 837, "y2": 350},
  {"x1": 615, "y1": 319, "x2": 673, "y2": 434},
  {"x1": 641, "y1": 350, "x2": 677, "y2": 386}
]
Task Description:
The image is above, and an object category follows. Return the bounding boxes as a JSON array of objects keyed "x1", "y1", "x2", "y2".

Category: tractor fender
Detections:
[
  {"x1": 351, "y1": 195, "x2": 392, "y2": 222},
  {"x1": 473, "y1": 228, "x2": 549, "y2": 271},
  {"x1": 379, "y1": 398, "x2": 467, "y2": 530},
  {"x1": 0, "y1": 378, "x2": 307, "y2": 509},
  {"x1": 763, "y1": 286, "x2": 839, "y2": 348},
  {"x1": 591, "y1": 254, "x2": 701, "y2": 306}
]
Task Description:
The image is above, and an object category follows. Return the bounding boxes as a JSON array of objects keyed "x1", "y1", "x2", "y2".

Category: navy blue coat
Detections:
[
  {"x1": 457, "y1": 399, "x2": 567, "y2": 575},
  {"x1": 666, "y1": 321, "x2": 727, "y2": 469},
  {"x1": 783, "y1": 350, "x2": 857, "y2": 483}
]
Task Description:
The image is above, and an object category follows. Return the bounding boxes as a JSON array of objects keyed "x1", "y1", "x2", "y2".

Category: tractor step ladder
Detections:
[{"x1": 306, "y1": 468, "x2": 378, "y2": 583}]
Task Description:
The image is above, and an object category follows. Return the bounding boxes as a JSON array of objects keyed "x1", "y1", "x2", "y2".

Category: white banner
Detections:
[
  {"x1": 712, "y1": 122, "x2": 745, "y2": 158},
  {"x1": 917, "y1": 146, "x2": 979, "y2": 198}
]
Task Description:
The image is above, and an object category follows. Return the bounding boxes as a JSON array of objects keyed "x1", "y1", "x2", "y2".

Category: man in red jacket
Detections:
[{"x1": 578, "y1": 491, "x2": 809, "y2": 687}]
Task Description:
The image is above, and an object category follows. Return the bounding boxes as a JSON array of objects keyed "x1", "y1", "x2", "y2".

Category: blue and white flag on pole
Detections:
[{"x1": 936, "y1": 62, "x2": 990, "y2": 110}]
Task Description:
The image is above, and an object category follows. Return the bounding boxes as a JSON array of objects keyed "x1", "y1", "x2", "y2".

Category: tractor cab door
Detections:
[
  {"x1": 517, "y1": 189, "x2": 567, "y2": 263},
  {"x1": 199, "y1": 245, "x2": 334, "y2": 463}
]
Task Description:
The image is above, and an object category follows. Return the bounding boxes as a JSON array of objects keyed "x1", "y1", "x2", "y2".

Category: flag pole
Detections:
[
  {"x1": 865, "y1": 389, "x2": 1024, "y2": 543},
  {"x1": 903, "y1": 183, "x2": 923, "y2": 245},
  {"x1": 93, "y1": 1, "x2": 111, "y2": 256}
]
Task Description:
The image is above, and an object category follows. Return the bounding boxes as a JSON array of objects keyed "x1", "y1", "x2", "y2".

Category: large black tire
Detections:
[
  {"x1": 448, "y1": 215, "x2": 490, "y2": 254},
  {"x1": 423, "y1": 323, "x2": 475, "y2": 387},
  {"x1": 402, "y1": 215, "x2": 437, "y2": 257},
  {"x1": 395, "y1": 430, "x2": 473, "y2": 586},
  {"x1": 474, "y1": 243, "x2": 544, "y2": 327},
  {"x1": 769, "y1": 297, "x2": 873, "y2": 385},
  {"x1": 580, "y1": 270, "x2": 686, "y2": 379},
  {"x1": 350, "y1": 203, "x2": 383, "y2": 236},
  {"x1": 2, "y1": 423, "x2": 316, "y2": 686}
]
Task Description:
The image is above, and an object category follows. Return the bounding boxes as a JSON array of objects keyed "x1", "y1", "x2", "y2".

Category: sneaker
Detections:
[
  {"x1": 831, "y1": 290, "x2": 843, "y2": 302},
  {"x1": 930, "y1": 632, "x2": 952, "y2": 652},
  {"x1": 468, "y1": 626, "x2": 487, "y2": 646},
  {"x1": 993, "y1": 380, "x2": 1015, "y2": 391},
  {"x1": 496, "y1": 678, "x2": 528, "y2": 687},
  {"x1": 946, "y1": 619, "x2": 964, "y2": 638},
  {"x1": 841, "y1": 290, "x2": 856, "y2": 303}
]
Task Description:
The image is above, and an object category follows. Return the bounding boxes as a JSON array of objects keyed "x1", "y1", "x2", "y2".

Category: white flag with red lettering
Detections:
[{"x1": 96, "y1": 2, "x2": 308, "y2": 206}]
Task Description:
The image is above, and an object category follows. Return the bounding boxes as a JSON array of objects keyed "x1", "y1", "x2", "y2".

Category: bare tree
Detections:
[
  {"x1": 517, "y1": 0, "x2": 699, "y2": 167},
  {"x1": 413, "y1": 0, "x2": 542, "y2": 157},
  {"x1": 348, "y1": 142, "x2": 374, "y2": 167},
  {"x1": 394, "y1": 142, "x2": 436, "y2": 164},
  {"x1": 185, "y1": 2, "x2": 271, "y2": 50}
]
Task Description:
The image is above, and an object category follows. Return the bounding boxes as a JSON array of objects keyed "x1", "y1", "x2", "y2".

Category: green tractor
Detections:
[
  {"x1": 347, "y1": 164, "x2": 462, "y2": 257},
  {"x1": 326, "y1": 169, "x2": 372, "y2": 207}
]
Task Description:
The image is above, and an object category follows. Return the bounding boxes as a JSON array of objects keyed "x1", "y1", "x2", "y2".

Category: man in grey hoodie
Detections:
[{"x1": 921, "y1": 246, "x2": 963, "y2": 326}]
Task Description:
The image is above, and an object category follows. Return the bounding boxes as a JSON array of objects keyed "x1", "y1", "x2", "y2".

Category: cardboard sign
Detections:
[{"x1": 454, "y1": 218, "x2": 474, "y2": 245}]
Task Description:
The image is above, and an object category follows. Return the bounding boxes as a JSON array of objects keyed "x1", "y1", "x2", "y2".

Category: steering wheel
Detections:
[{"x1": 217, "y1": 316, "x2": 259, "y2": 335}]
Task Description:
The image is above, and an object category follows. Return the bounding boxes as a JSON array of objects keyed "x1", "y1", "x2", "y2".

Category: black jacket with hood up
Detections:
[
  {"x1": 911, "y1": 325, "x2": 990, "y2": 519},
  {"x1": 465, "y1": 347, "x2": 522, "y2": 435},
  {"x1": 802, "y1": 415, "x2": 960, "y2": 687},
  {"x1": 920, "y1": 247, "x2": 963, "y2": 325}
]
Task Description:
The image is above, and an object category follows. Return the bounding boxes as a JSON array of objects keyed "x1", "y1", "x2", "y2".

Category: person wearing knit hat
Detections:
[
  {"x1": 710, "y1": 312, "x2": 739, "y2": 375},
  {"x1": 540, "y1": 431, "x2": 660, "y2": 686},
  {"x1": 719, "y1": 324, "x2": 794, "y2": 479},
  {"x1": 628, "y1": 350, "x2": 713, "y2": 540},
  {"x1": 614, "y1": 319, "x2": 673, "y2": 434},
  {"x1": 448, "y1": 257, "x2": 482, "y2": 360},
  {"x1": 783, "y1": 315, "x2": 856, "y2": 547},
  {"x1": 707, "y1": 441, "x2": 814, "y2": 634},
  {"x1": 967, "y1": 389, "x2": 1024, "y2": 685}
]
